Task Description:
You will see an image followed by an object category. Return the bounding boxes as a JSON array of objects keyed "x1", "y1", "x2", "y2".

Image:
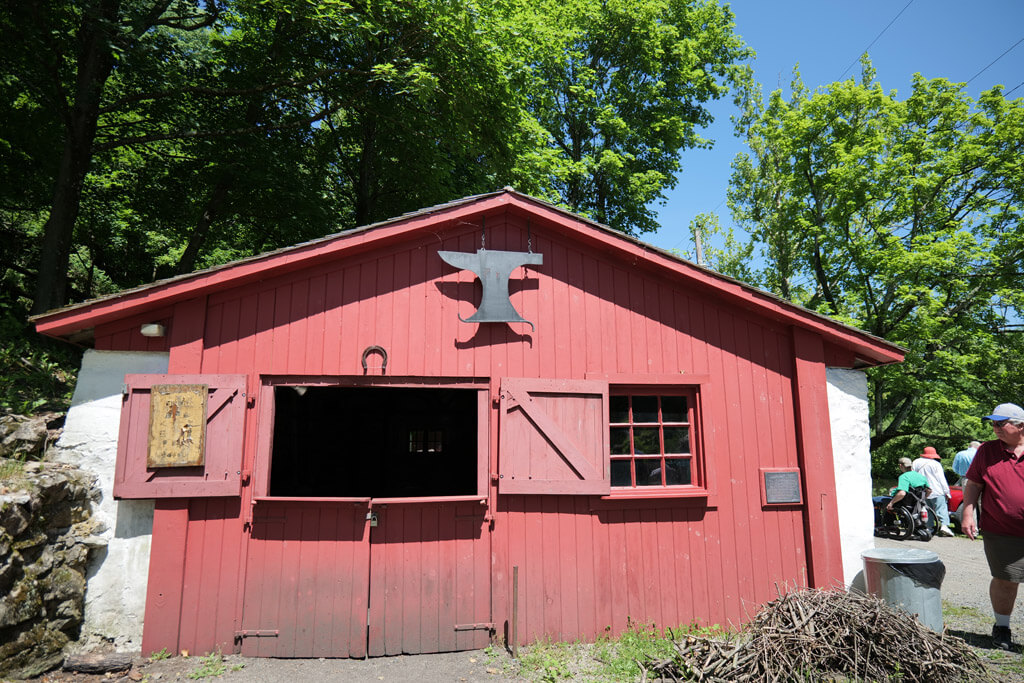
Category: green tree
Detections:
[
  {"x1": 729, "y1": 59, "x2": 1024, "y2": 471},
  {"x1": 508, "y1": 0, "x2": 751, "y2": 235},
  {"x1": 3, "y1": 0, "x2": 524, "y2": 311},
  {"x1": 683, "y1": 212, "x2": 755, "y2": 281}
]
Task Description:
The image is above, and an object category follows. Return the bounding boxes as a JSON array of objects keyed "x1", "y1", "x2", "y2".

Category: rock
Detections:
[
  {"x1": 0, "y1": 551, "x2": 23, "y2": 592},
  {"x1": 0, "y1": 495, "x2": 32, "y2": 536},
  {"x1": 0, "y1": 415, "x2": 50, "y2": 459},
  {"x1": 43, "y1": 566, "x2": 86, "y2": 602},
  {"x1": 4, "y1": 652, "x2": 65, "y2": 680},
  {"x1": 78, "y1": 535, "x2": 108, "y2": 549},
  {"x1": 0, "y1": 582, "x2": 42, "y2": 627}
]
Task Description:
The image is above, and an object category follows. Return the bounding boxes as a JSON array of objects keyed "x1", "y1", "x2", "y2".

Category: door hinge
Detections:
[
  {"x1": 454, "y1": 622, "x2": 495, "y2": 632},
  {"x1": 234, "y1": 630, "x2": 278, "y2": 638}
]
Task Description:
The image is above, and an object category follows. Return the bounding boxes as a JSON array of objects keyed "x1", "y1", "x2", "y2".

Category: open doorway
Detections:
[{"x1": 268, "y1": 386, "x2": 479, "y2": 498}]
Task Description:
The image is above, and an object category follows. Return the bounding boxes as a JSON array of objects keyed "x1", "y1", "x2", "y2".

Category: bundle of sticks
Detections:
[{"x1": 638, "y1": 588, "x2": 994, "y2": 683}]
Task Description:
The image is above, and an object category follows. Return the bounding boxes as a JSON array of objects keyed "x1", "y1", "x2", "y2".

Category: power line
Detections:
[
  {"x1": 966, "y1": 36, "x2": 1024, "y2": 85},
  {"x1": 838, "y1": 0, "x2": 915, "y2": 80},
  {"x1": 670, "y1": 197, "x2": 726, "y2": 251},
  {"x1": 1005, "y1": 80, "x2": 1024, "y2": 98}
]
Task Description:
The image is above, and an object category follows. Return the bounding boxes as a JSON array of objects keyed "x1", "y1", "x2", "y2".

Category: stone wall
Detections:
[{"x1": 0, "y1": 460, "x2": 102, "y2": 679}]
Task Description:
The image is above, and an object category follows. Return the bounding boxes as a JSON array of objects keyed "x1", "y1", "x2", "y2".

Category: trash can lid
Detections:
[{"x1": 861, "y1": 547, "x2": 939, "y2": 564}]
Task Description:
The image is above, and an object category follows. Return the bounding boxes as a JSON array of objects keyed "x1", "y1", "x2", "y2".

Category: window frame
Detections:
[
  {"x1": 587, "y1": 373, "x2": 711, "y2": 501},
  {"x1": 252, "y1": 376, "x2": 489, "y2": 504}
]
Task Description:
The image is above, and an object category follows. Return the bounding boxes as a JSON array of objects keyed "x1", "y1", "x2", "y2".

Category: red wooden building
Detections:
[{"x1": 33, "y1": 189, "x2": 903, "y2": 658}]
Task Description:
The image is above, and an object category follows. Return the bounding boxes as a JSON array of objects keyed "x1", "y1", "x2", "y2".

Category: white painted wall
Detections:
[
  {"x1": 52, "y1": 349, "x2": 169, "y2": 650},
  {"x1": 826, "y1": 367, "x2": 873, "y2": 587}
]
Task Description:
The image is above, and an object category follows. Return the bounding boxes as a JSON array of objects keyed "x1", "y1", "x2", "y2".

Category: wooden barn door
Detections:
[
  {"x1": 239, "y1": 501, "x2": 372, "y2": 658},
  {"x1": 239, "y1": 501, "x2": 490, "y2": 657},
  {"x1": 238, "y1": 384, "x2": 491, "y2": 658},
  {"x1": 367, "y1": 502, "x2": 491, "y2": 656}
]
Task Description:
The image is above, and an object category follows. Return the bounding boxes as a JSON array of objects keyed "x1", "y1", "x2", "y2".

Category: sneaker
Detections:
[
  {"x1": 938, "y1": 526, "x2": 954, "y2": 537},
  {"x1": 993, "y1": 625, "x2": 1013, "y2": 650}
]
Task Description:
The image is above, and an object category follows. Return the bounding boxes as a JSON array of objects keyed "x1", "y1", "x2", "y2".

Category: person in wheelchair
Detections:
[{"x1": 881, "y1": 457, "x2": 932, "y2": 539}]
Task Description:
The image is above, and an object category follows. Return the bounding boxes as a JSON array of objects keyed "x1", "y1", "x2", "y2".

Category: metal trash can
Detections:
[{"x1": 862, "y1": 547, "x2": 945, "y2": 632}]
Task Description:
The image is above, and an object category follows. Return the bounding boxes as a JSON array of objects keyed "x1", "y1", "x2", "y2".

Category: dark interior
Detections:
[{"x1": 269, "y1": 386, "x2": 478, "y2": 498}]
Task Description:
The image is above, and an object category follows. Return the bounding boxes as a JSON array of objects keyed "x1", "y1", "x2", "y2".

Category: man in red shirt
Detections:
[{"x1": 963, "y1": 403, "x2": 1024, "y2": 650}]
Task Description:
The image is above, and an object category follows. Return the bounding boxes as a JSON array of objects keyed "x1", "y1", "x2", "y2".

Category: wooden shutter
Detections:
[
  {"x1": 114, "y1": 374, "x2": 247, "y2": 499},
  {"x1": 498, "y1": 378, "x2": 609, "y2": 495}
]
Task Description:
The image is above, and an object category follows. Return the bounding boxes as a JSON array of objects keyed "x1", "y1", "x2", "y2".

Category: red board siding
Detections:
[{"x1": 143, "y1": 211, "x2": 812, "y2": 655}]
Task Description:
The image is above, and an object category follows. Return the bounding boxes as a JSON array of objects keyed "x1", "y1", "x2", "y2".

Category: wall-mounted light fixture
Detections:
[{"x1": 140, "y1": 323, "x2": 165, "y2": 338}]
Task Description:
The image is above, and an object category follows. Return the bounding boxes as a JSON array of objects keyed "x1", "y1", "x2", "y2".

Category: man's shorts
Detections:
[{"x1": 984, "y1": 533, "x2": 1024, "y2": 582}]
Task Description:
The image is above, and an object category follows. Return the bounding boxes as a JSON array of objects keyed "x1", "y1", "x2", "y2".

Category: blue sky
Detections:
[{"x1": 645, "y1": 0, "x2": 1024, "y2": 255}]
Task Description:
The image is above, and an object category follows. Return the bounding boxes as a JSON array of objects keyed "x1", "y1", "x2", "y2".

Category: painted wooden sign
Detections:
[{"x1": 147, "y1": 384, "x2": 207, "y2": 467}]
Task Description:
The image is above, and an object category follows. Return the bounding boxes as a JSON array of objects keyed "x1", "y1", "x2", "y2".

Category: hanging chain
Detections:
[
  {"x1": 481, "y1": 216, "x2": 486, "y2": 249},
  {"x1": 526, "y1": 220, "x2": 532, "y2": 253}
]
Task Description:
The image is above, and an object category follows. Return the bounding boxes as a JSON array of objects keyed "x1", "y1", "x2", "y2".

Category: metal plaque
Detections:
[
  {"x1": 147, "y1": 384, "x2": 208, "y2": 468},
  {"x1": 763, "y1": 470, "x2": 802, "y2": 504},
  {"x1": 438, "y1": 248, "x2": 543, "y2": 330}
]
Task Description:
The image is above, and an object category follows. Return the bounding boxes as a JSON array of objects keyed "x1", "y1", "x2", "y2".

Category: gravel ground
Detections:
[{"x1": 22, "y1": 533, "x2": 1024, "y2": 682}]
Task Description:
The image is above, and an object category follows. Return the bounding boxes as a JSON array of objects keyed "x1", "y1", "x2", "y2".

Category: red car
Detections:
[{"x1": 948, "y1": 484, "x2": 964, "y2": 530}]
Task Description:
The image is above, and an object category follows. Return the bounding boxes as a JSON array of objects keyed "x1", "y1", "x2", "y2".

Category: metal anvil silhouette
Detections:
[{"x1": 438, "y1": 248, "x2": 543, "y2": 330}]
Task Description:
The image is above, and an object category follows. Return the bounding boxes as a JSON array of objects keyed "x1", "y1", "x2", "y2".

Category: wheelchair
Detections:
[{"x1": 873, "y1": 485, "x2": 932, "y2": 541}]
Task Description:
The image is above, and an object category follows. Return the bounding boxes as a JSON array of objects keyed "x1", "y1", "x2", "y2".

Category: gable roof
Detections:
[{"x1": 31, "y1": 188, "x2": 904, "y2": 366}]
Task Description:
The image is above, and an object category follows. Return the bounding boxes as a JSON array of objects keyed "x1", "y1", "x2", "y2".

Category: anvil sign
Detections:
[{"x1": 438, "y1": 248, "x2": 543, "y2": 330}]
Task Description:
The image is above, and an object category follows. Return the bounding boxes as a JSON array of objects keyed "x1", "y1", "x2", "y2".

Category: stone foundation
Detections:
[{"x1": 0, "y1": 461, "x2": 102, "y2": 680}]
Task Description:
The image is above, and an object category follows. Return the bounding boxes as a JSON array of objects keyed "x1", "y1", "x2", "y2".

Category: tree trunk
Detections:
[
  {"x1": 174, "y1": 10, "x2": 293, "y2": 274},
  {"x1": 354, "y1": 113, "x2": 378, "y2": 226},
  {"x1": 31, "y1": 0, "x2": 120, "y2": 314},
  {"x1": 175, "y1": 174, "x2": 234, "y2": 275}
]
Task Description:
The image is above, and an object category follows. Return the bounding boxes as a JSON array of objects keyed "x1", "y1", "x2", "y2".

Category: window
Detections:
[
  {"x1": 609, "y1": 391, "x2": 697, "y2": 489},
  {"x1": 409, "y1": 429, "x2": 444, "y2": 454},
  {"x1": 268, "y1": 386, "x2": 478, "y2": 498}
]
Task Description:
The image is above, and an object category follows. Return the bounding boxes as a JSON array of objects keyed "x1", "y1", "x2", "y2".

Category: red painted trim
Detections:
[
  {"x1": 369, "y1": 496, "x2": 488, "y2": 505},
  {"x1": 790, "y1": 327, "x2": 843, "y2": 587},
  {"x1": 589, "y1": 495, "x2": 714, "y2": 511},
  {"x1": 585, "y1": 372, "x2": 713, "y2": 385},
  {"x1": 599, "y1": 488, "x2": 711, "y2": 501},
  {"x1": 252, "y1": 496, "x2": 371, "y2": 504}
]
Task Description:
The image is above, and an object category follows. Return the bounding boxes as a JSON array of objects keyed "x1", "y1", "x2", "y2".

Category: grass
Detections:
[
  {"x1": 0, "y1": 457, "x2": 26, "y2": 485},
  {"x1": 942, "y1": 602, "x2": 984, "y2": 620},
  {"x1": 186, "y1": 650, "x2": 243, "y2": 679},
  {"x1": 514, "y1": 621, "x2": 727, "y2": 682}
]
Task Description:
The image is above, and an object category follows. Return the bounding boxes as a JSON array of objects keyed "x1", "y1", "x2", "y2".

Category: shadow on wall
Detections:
[{"x1": 114, "y1": 498, "x2": 154, "y2": 540}]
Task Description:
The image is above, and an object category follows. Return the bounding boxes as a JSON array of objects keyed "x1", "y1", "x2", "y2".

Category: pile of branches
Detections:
[{"x1": 638, "y1": 588, "x2": 994, "y2": 683}]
